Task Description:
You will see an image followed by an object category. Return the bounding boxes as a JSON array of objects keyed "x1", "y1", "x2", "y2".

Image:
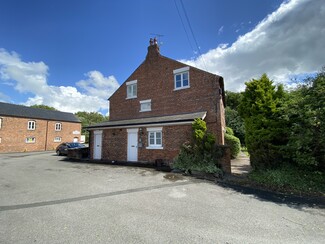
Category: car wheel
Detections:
[{"x1": 56, "y1": 150, "x2": 61, "y2": 156}]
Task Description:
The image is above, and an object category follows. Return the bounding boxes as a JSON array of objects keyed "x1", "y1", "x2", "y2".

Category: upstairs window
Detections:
[
  {"x1": 55, "y1": 123, "x2": 62, "y2": 131},
  {"x1": 140, "y1": 99, "x2": 151, "y2": 112},
  {"x1": 126, "y1": 80, "x2": 137, "y2": 99},
  {"x1": 28, "y1": 121, "x2": 36, "y2": 130},
  {"x1": 174, "y1": 67, "x2": 190, "y2": 90}
]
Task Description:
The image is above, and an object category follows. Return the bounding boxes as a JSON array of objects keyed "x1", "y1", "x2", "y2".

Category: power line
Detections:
[
  {"x1": 176, "y1": 0, "x2": 208, "y2": 71},
  {"x1": 174, "y1": 0, "x2": 194, "y2": 53}
]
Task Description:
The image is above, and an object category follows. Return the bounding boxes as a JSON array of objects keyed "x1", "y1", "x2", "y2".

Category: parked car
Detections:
[{"x1": 56, "y1": 142, "x2": 86, "y2": 156}]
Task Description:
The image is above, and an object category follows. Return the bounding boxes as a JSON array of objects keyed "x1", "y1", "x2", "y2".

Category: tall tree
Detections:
[{"x1": 239, "y1": 74, "x2": 287, "y2": 169}]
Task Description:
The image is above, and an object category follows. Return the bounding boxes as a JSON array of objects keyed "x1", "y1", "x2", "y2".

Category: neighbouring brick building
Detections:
[
  {"x1": 0, "y1": 102, "x2": 81, "y2": 153},
  {"x1": 87, "y1": 41, "x2": 228, "y2": 171}
]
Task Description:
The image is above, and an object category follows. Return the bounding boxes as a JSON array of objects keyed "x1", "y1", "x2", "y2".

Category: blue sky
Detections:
[{"x1": 0, "y1": 0, "x2": 324, "y2": 114}]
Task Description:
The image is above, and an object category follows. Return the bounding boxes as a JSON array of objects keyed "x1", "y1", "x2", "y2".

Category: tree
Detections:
[
  {"x1": 30, "y1": 104, "x2": 57, "y2": 110},
  {"x1": 225, "y1": 107, "x2": 245, "y2": 145},
  {"x1": 238, "y1": 74, "x2": 287, "y2": 169},
  {"x1": 285, "y1": 70, "x2": 325, "y2": 171},
  {"x1": 225, "y1": 91, "x2": 243, "y2": 109},
  {"x1": 75, "y1": 111, "x2": 109, "y2": 143}
]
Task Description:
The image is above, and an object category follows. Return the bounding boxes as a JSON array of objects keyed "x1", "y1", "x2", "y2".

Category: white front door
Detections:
[
  {"x1": 93, "y1": 130, "x2": 103, "y2": 160},
  {"x1": 127, "y1": 128, "x2": 138, "y2": 162}
]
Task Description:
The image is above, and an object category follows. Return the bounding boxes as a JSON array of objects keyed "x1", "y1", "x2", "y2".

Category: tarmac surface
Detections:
[{"x1": 1, "y1": 151, "x2": 324, "y2": 243}]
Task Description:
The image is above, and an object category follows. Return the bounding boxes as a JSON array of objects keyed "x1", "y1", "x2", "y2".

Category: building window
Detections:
[
  {"x1": 126, "y1": 80, "x2": 137, "y2": 99},
  {"x1": 0, "y1": 117, "x2": 2, "y2": 129},
  {"x1": 54, "y1": 137, "x2": 61, "y2": 142},
  {"x1": 27, "y1": 121, "x2": 36, "y2": 130},
  {"x1": 146, "y1": 127, "x2": 163, "y2": 149},
  {"x1": 140, "y1": 99, "x2": 151, "y2": 112},
  {"x1": 26, "y1": 137, "x2": 36, "y2": 143},
  {"x1": 173, "y1": 66, "x2": 190, "y2": 90},
  {"x1": 55, "y1": 123, "x2": 62, "y2": 131}
]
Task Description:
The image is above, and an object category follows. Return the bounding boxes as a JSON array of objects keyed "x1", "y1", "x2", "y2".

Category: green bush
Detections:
[
  {"x1": 173, "y1": 119, "x2": 223, "y2": 174},
  {"x1": 225, "y1": 127, "x2": 234, "y2": 136},
  {"x1": 224, "y1": 133, "x2": 241, "y2": 159},
  {"x1": 173, "y1": 145, "x2": 222, "y2": 174}
]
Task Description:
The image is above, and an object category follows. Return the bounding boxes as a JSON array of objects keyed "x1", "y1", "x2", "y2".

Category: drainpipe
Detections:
[{"x1": 45, "y1": 121, "x2": 49, "y2": 151}]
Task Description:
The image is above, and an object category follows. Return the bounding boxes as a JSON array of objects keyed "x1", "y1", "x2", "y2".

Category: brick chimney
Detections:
[{"x1": 146, "y1": 38, "x2": 160, "y2": 59}]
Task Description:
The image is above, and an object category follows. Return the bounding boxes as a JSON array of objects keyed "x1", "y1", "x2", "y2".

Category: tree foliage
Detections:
[
  {"x1": 238, "y1": 74, "x2": 287, "y2": 169},
  {"x1": 225, "y1": 107, "x2": 245, "y2": 145},
  {"x1": 30, "y1": 104, "x2": 57, "y2": 110},
  {"x1": 285, "y1": 70, "x2": 325, "y2": 171},
  {"x1": 224, "y1": 127, "x2": 241, "y2": 159},
  {"x1": 75, "y1": 111, "x2": 109, "y2": 142}
]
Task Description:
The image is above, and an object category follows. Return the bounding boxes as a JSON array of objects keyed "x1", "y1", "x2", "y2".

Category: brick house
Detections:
[
  {"x1": 87, "y1": 42, "x2": 227, "y2": 170},
  {"x1": 0, "y1": 102, "x2": 81, "y2": 153}
]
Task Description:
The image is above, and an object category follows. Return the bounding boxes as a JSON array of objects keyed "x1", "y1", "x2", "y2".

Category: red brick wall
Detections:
[
  {"x1": 91, "y1": 124, "x2": 192, "y2": 162},
  {"x1": 0, "y1": 116, "x2": 81, "y2": 153},
  {"x1": 109, "y1": 45, "x2": 225, "y2": 144}
]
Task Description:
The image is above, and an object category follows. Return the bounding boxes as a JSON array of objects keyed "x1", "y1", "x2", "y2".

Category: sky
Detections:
[{"x1": 0, "y1": 0, "x2": 324, "y2": 115}]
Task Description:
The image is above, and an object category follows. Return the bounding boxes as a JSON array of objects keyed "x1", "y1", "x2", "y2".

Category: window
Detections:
[
  {"x1": 26, "y1": 137, "x2": 36, "y2": 143},
  {"x1": 126, "y1": 80, "x2": 137, "y2": 99},
  {"x1": 146, "y1": 127, "x2": 163, "y2": 149},
  {"x1": 173, "y1": 66, "x2": 190, "y2": 90},
  {"x1": 0, "y1": 117, "x2": 2, "y2": 129},
  {"x1": 55, "y1": 123, "x2": 62, "y2": 131},
  {"x1": 54, "y1": 137, "x2": 61, "y2": 142},
  {"x1": 140, "y1": 99, "x2": 151, "y2": 112},
  {"x1": 28, "y1": 121, "x2": 36, "y2": 130}
]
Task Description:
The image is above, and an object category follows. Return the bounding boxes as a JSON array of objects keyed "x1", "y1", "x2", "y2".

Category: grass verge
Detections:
[{"x1": 248, "y1": 165, "x2": 325, "y2": 196}]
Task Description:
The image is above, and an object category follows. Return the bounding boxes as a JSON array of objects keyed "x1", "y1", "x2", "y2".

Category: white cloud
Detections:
[
  {"x1": 181, "y1": 0, "x2": 325, "y2": 91},
  {"x1": 0, "y1": 49, "x2": 119, "y2": 113},
  {"x1": 76, "y1": 70, "x2": 120, "y2": 100}
]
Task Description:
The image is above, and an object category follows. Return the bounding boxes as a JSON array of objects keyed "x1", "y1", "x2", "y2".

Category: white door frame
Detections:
[
  {"x1": 127, "y1": 128, "x2": 138, "y2": 162},
  {"x1": 93, "y1": 130, "x2": 103, "y2": 160}
]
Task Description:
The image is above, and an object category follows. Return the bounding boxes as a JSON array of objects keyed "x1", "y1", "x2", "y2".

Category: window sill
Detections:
[
  {"x1": 146, "y1": 146, "x2": 163, "y2": 150},
  {"x1": 174, "y1": 86, "x2": 190, "y2": 91},
  {"x1": 140, "y1": 110, "x2": 151, "y2": 112},
  {"x1": 126, "y1": 96, "x2": 137, "y2": 100}
]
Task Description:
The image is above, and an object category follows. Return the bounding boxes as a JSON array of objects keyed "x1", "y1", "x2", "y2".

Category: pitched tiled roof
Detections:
[
  {"x1": 86, "y1": 111, "x2": 206, "y2": 129},
  {"x1": 0, "y1": 102, "x2": 80, "y2": 123}
]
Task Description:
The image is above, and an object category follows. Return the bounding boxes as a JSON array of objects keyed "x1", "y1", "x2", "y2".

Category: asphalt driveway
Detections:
[{"x1": 0, "y1": 152, "x2": 324, "y2": 243}]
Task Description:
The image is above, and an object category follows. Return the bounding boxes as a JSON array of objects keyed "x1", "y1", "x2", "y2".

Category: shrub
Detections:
[
  {"x1": 225, "y1": 127, "x2": 234, "y2": 136},
  {"x1": 224, "y1": 133, "x2": 241, "y2": 159},
  {"x1": 173, "y1": 119, "x2": 223, "y2": 174}
]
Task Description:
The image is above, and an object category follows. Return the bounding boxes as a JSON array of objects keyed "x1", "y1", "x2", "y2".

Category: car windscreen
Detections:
[{"x1": 68, "y1": 143, "x2": 85, "y2": 148}]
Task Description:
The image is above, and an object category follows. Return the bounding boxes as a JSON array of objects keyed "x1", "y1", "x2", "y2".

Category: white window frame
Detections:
[
  {"x1": 0, "y1": 117, "x2": 2, "y2": 129},
  {"x1": 55, "y1": 122, "x2": 62, "y2": 131},
  {"x1": 173, "y1": 66, "x2": 190, "y2": 90},
  {"x1": 140, "y1": 99, "x2": 151, "y2": 112},
  {"x1": 126, "y1": 80, "x2": 137, "y2": 99},
  {"x1": 27, "y1": 120, "x2": 36, "y2": 130},
  {"x1": 26, "y1": 137, "x2": 36, "y2": 143},
  {"x1": 54, "y1": 137, "x2": 62, "y2": 142},
  {"x1": 146, "y1": 127, "x2": 163, "y2": 149}
]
